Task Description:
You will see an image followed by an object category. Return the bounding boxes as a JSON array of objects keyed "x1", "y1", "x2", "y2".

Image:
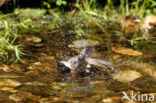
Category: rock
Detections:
[
  {"x1": 120, "y1": 16, "x2": 139, "y2": 34},
  {"x1": 0, "y1": 79, "x2": 22, "y2": 87},
  {"x1": 9, "y1": 94, "x2": 22, "y2": 102},
  {"x1": 81, "y1": 95, "x2": 101, "y2": 103},
  {"x1": 0, "y1": 87, "x2": 18, "y2": 93},
  {"x1": 19, "y1": 91, "x2": 41, "y2": 102},
  {"x1": 57, "y1": 82, "x2": 68, "y2": 87},
  {"x1": 50, "y1": 82, "x2": 68, "y2": 91},
  {"x1": 52, "y1": 97, "x2": 62, "y2": 103},
  {"x1": 24, "y1": 82, "x2": 46, "y2": 86},
  {"x1": 106, "y1": 81, "x2": 130, "y2": 91},
  {"x1": 60, "y1": 83, "x2": 92, "y2": 98},
  {"x1": 39, "y1": 98, "x2": 50, "y2": 103},
  {"x1": 112, "y1": 70, "x2": 142, "y2": 83},
  {"x1": 39, "y1": 98, "x2": 53, "y2": 103},
  {"x1": 39, "y1": 96, "x2": 63, "y2": 103},
  {"x1": 102, "y1": 97, "x2": 119, "y2": 103},
  {"x1": 68, "y1": 39, "x2": 100, "y2": 48},
  {"x1": 0, "y1": 74, "x2": 23, "y2": 79},
  {"x1": 102, "y1": 98, "x2": 113, "y2": 103},
  {"x1": 141, "y1": 15, "x2": 156, "y2": 36},
  {"x1": 112, "y1": 47, "x2": 142, "y2": 56},
  {"x1": 10, "y1": 63, "x2": 23, "y2": 71},
  {"x1": 130, "y1": 76, "x2": 156, "y2": 92},
  {"x1": 34, "y1": 62, "x2": 42, "y2": 66},
  {"x1": 122, "y1": 99, "x2": 136, "y2": 103},
  {"x1": 112, "y1": 55, "x2": 122, "y2": 60},
  {"x1": 0, "y1": 65, "x2": 13, "y2": 72},
  {"x1": 89, "y1": 81, "x2": 105, "y2": 85},
  {"x1": 127, "y1": 60, "x2": 156, "y2": 80}
]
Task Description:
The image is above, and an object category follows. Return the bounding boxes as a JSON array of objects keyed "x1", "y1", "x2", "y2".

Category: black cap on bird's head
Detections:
[{"x1": 57, "y1": 61, "x2": 71, "y2": 73}]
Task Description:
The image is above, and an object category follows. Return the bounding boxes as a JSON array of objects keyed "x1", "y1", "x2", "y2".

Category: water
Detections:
[{"x1": 0, "y1": 9, "x2": 155, "y2": 103}]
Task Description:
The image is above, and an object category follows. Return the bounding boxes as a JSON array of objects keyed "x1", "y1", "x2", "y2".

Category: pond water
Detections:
[
  {"x1": 0, "y1": 10, "x2": 155, "y2": 103},
  {"x1": 0, "y1": 35, "x2": 155, "y2": 103}
]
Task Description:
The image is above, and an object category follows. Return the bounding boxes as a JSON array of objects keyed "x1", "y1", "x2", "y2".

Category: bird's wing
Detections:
[{"x1": 86, "y1": 58, "x2": 114, "y2": 70}]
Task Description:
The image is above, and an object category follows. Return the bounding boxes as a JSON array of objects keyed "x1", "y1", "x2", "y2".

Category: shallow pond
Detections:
[
  {"x1": 0, "y1": 35, "x2": 155, "y2": 103},
  {"x1": 0, "y1": 10, "x2": 155, "y2": 103}
]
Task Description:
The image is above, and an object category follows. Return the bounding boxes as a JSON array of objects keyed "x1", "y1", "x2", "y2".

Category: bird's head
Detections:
[{"x1": 57, "y1": 61, "x2": 71, "y2": 73}]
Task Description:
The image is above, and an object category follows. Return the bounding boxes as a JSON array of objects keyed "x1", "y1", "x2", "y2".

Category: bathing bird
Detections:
[{"x1": 58, "y1": 46, "x2": 114, "y2": 74}]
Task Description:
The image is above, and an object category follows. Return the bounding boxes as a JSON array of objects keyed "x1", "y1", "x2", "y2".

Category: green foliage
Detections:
[
  {"x1": 130, "y1": 0, "x2": 156, "y2": 18},
  {"x1": 56, "y1": 0, "x2": 67, "y2": 6},
  {"x1": 45, "y1": 0, "x2": 67, "y2": 8},
  {"x1": 0, "y1": 20, "x2": 24, "y2": 61},
  {"x1": 118, "y1": 0, "x2": 156, "y2": 18},
  {"x1": 75, "y1": 26, "x2": 84, "y2": 38},
  {"x1": 75, "y1": 0, "x2": 97, "y2": 11},
  {"x1": 43, "y1": 2, "x2": 51, "y2": 9}
]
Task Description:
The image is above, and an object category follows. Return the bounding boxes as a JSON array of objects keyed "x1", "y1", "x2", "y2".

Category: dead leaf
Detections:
[{"x1": 112, "y1": 47, "x2": 142, "y2": 56}]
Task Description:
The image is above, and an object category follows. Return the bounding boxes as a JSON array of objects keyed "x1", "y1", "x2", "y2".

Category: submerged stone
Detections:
[
  {"x1": 127, "y1": 60, "x2": 156, "y2": 80},
  {"x1": 142, "y1": 15, "x2": 156, "y2": 36},
  {"x1": 9, "y1": 94, "x2": 22, "y2": 102},
  {"x1": 120, "y1": 16, "x2": 140, "y2": 34},
  {"x1": 0, "y1": 79, "x2": 22, "y2": 87},
  {"x1": 112, "y1": 47, "x2": 142, "y2": 56},
  {"x1": 68, "y1": 39, "x2": 100, "y2": 48},
  {"x1": 130, "y1": 76, "x2": 156, "y2": 92},
  {"x1": 112, "y1": 70, "x2": 142, "y2": 83}
]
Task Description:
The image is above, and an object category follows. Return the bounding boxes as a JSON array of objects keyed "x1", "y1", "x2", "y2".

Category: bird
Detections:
[{"x1": 57, "y1": 46, "x2": 114, "y2": 74}]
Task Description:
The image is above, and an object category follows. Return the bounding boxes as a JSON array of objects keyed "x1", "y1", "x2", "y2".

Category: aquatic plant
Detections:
[{"x1": 0, "y1": 20, "x2": 24, "y2": 61}]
